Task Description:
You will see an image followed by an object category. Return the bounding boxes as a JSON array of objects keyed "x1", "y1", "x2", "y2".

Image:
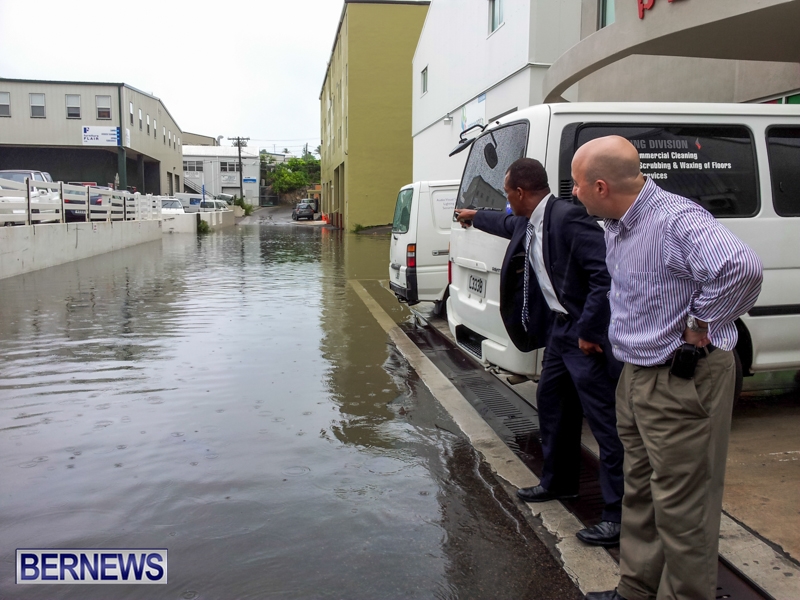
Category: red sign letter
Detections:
[{"x1": 638, "y1": 0, "x2": 656, "y2": 19}]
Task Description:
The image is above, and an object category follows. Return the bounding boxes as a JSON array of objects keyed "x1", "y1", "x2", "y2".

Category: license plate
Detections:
[{"x1": 467, "y1": 273, "x2": 486, "y2": 298}]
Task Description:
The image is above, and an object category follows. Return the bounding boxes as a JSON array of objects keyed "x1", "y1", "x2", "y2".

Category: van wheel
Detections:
[{"x1": 733, "y1": 349, "x2": 743, "y2": 410}]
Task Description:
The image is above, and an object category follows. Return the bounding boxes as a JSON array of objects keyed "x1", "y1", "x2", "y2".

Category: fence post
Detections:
[
  {"x1": 123, "y1": 192, "x2": 127, "y2": 221},
  {"x1": 25, "y1": 178, "x2": 31, "y2": 226},
  {"x1": 59, "y1": 182, "x2": 65, "y2": 223}
]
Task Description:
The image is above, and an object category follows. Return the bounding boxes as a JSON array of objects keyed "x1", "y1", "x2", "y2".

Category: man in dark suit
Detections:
[{"x1": 455, "y1": 158, "x2": 624, "y2": 546}]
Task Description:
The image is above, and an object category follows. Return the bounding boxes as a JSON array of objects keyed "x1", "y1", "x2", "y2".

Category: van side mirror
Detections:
[{"x1": 484, "y1": 143, "x2": 498, "y2": 169}]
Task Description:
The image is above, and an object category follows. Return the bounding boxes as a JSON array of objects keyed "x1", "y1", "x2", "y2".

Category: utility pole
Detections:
[{"x1": 227, "y1": 136, "x2": 250, "y2": 201}]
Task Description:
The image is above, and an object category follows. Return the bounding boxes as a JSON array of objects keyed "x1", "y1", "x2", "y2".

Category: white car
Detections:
[
  {"x1": 160, "y1": 199, "x2": 186, "y2": 215},
  {"x1": 200, "y1": 200, "x2": 230, "y2": 212}
]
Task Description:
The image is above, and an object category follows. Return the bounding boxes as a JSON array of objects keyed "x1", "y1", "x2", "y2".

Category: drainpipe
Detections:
[{"x1": 117, "y1": 85, "x2": 127, "y2": 191}]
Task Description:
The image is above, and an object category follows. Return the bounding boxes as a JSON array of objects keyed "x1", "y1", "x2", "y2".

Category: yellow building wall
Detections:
[
  {"x1": 320, "y1": 1, "x2": 428, "y2": 231},
  {"x1": 346, "y1": 2, "x2": 428, "y2": 230}
]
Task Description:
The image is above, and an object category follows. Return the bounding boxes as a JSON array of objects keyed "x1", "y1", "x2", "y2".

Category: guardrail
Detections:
[{"x1": 0, "y1": 178, "x2": 163, "y2": 226}]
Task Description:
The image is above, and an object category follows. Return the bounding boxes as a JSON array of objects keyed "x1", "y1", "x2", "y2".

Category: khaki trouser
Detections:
[{"x1": 616, "y1": 349, "x2": 735, "y2": 600}]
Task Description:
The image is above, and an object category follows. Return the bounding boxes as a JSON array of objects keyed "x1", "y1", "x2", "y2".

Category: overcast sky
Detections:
[{"x1": 0, "y1": 0, "x2": 345, "y2": 153}]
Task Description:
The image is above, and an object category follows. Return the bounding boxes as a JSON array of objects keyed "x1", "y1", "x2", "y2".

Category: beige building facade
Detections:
[
  {"x1": 320, "y1": 0, "x2": 429, "y2": 231},
  {"x1": 547, "y1": 0, "x2": 800, "y2": 103},
  {"x1": 0, "y1": 78, "x2": 183, "y2": 194}
]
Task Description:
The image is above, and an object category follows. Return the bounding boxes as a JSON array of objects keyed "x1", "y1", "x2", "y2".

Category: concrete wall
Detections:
[
  {"x1": 161, "y1": 213, "x2": 197, "y2": 234},
  {"x1": 198, "y1": 210, "x2": 234, "y2": 230},
  {"x1": 0, "y1": 221, "x2": 162, "y2": 280}
]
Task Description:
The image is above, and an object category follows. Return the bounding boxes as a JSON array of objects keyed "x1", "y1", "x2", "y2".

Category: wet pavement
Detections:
[{"x1": 0, "y1": 221, "x2": 580, "y2": 599}]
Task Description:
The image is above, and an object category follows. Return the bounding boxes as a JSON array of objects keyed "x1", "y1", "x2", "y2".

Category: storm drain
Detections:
[{"x1": 402, "y1": 318, "x2": 772, "y2": 600}]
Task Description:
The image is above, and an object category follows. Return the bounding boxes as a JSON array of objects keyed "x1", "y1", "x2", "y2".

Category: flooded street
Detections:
[{"x1": 0, "y1": 222, "x2": 578, "y2": 599}]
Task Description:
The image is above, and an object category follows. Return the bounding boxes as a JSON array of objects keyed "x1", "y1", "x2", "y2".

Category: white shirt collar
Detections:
[{"x1": 528, "y1": 193, "x2": 553, "y2": 228}]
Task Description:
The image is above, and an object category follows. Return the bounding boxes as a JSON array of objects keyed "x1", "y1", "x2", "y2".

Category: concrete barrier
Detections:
[
  {"x1": 0, "y1": 221, "x2": 162, "y2": 280},
  {"x1": 161, "y1": 213, "x2": 198, "y2": 234},
  {"x1": 199, "y1": 211, "x2": 235, "y2": 230}
]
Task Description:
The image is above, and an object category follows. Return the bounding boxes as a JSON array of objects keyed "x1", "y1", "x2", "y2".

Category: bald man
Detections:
[{"x1": 572, "y1": 136, "x2": 763, "y2": 600}]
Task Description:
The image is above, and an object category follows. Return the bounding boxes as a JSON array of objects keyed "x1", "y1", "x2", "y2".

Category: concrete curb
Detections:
[{"x1": 350, "y1": 280, "x2": 619, "y2": 595}]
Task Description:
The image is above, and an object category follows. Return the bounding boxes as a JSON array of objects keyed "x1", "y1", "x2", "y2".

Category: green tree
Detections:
[{"x1": 263, "y1": 156, "x2": 321, "y2": 193}]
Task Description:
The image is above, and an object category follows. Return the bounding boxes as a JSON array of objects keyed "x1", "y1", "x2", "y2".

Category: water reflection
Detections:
[{"x1": 0, "y1": 224, "x2": 577, "y2": 599}]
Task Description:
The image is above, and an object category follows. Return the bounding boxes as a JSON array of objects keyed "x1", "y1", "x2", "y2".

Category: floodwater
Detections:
[{"x1": 0, "y1": 220, "x2": 579, "y2": 599}]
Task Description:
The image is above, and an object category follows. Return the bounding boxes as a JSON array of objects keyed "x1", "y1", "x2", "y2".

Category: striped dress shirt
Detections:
[{"x1": 605, "y1": 179, "x2": 763, "y2": 367}]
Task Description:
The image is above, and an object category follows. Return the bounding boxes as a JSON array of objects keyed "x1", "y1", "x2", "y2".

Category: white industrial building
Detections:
[
  {"x1": 411, "y1": 0, "x2": 582, "y2": 181},
  {"x1": 182, "y1": 145, "x2": 260, "y2": 202},
  {"x1": 412, "y1": 0, "x2": 800, "y2": 182}
]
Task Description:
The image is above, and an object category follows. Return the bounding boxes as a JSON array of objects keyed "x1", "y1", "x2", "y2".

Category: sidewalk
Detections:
[{"x1": 356, "y1": 285, "x2": 800, "y2": 599}]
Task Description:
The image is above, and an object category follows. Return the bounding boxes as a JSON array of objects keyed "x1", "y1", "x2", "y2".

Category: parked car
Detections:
[
  {"x1": 292, "y1": 202, "x2": 315, "y2": 221},
  {"x1": 63, "y1": 183, "x2": 113, "y2": 221},
  {"x1": 0, "y1": 169, "x2": 54, "y2": 185},
  {"x1": 389, "y1": 180, "x2": 459, "y2": 313},
  {"x1": 160, "y1": 199, "x2": 186, "y2": 215},
  {"x1": 200, "y1": 199, "x2": 230, "y2": 212},
  {"x1": 448, "y1": 101, "x2": 800, "y2": 389},
  {"x1": 0, "y1": 170, "x2": 59, "y2": 224}
]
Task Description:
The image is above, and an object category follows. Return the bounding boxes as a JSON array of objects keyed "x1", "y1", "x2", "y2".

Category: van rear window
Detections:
[
  {"x1": 766, "y1": 127, "x2": 800, "y2": 217},
  {"x1": 392, "y1": 188, "x2": 413, "y2": 234},
  {"x1": 456, "y1": 121, "x2": 529, "y2": 211},
  {"x1": 567, "y1": 124, "x2": 759, "y2": 218}
]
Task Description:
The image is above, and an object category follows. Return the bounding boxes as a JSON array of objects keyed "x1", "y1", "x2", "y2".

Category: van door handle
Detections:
[
  {"x1": 432, "y1": 250, "x2": 449, "y2": 256},
  {"x1": 390, "y1": 263, "x2": 401, "y2": 270},
  {"x1": 393, "y1": 235, "x2": 398, "y2": 240}
]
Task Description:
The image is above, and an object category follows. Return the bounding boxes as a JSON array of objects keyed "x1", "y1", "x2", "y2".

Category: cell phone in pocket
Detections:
[{"x1": 670, "y1": 343, "x2": 700, "y2": 379}]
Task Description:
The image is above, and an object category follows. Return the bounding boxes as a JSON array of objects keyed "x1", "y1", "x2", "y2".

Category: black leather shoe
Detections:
[
  {"x1": 584, "y1": 590, "x2": 627, "y2": 600},
  {"x1": 576, "y1": 520, "x2": 621, "y2": 547},
  {"x1": 517, "y1": 485, "x2": 579, "y2": 503}
]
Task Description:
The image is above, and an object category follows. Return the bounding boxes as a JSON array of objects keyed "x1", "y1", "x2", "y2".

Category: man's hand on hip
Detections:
[
  {"x1": 454, "y1": 209, "x2": 477, "y2": 228},
  {"x1": 579, "y1": 338, "x2": 603, "y2": 355},
  {"x1": 683, "y1": 328, "x2": 711, "y2": 348}
]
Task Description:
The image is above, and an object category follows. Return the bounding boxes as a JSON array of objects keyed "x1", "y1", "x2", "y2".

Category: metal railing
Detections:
[{"x1": 0, "y1": 178, "x2": 163, "y2": 226}]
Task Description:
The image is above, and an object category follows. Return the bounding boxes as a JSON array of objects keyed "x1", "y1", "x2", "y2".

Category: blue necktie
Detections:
[{"x1": 522, "y1": 221, "x2": 534, "y2": 332}]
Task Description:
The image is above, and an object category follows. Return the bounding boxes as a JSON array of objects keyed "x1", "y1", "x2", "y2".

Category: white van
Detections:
[
  {"x1": 448, "y1": 102, "x2": 800, "y2": 385},
  {"x1": 390, "y1": 180, "x2": 459, "y2": 312}
]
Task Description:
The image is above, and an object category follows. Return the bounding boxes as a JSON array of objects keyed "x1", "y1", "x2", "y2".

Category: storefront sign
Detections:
[
  {"x1": 82, "y1": 126, "x2": 120, "y2": 146},
  {"x1": 639, "y1": 0, "x2": 684, "y2": 20}
]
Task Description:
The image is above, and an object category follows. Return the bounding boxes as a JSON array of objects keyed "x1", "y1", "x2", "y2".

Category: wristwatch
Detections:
[{"x1": 687, "y1": 315, "x2": 708, "y2": 333}]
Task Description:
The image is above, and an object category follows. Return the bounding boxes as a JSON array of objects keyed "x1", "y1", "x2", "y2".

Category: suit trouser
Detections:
[
  {"x1": 536, "y1": 317, "x2": 624, "y2": 523},
  {"x1": 616, "y1": 349, "x2": 735, "y2": 600}
]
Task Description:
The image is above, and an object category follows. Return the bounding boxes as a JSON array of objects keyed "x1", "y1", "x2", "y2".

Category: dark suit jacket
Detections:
[{"x1": 472, "y1": 195, "x2": 613, "y2": 354}]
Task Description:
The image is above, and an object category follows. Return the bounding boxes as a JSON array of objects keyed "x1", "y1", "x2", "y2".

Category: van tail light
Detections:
[
  {"x1": 407, "y1": 244, "x2": 416, "y2": 268},
  {"x1": 448, "y1": 259, "x2": 452, "y2": 284}
]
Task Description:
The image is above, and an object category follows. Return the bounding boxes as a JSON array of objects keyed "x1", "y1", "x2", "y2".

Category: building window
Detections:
[
  {"x1": 153, "y1": 119, "x2": 157, "y2": 138},
  {"x1": 30, "y1": 93, "x2": 46, "y2": 118},
  {"x1": 130, "y1": 101, "x2": 134, "y2": 125},
  {"x1": 65, "y1": 94, "x2": 81, "y2": 119},
  {"x1": 168, "y1": 131, "x2": 171, "y2": 147},
  {"x1": 421, "y1": 67, "x2": 428, "y2": 95},
  {"x1": 139, "y1": 108, "x2": 143, "y2": 130},
  {"x1": 183, "y1": 160, "x2": 203, "y2": 172},
  {"x1": 599, "y1": 0, "x2": 615, "y2": 28},
  {"x1": 96, "y1": 95, "x2": 111, "y2": 119},
  {"x1": 177, "y1": 137, "x2": 180, "y2": 147},
  {"x1": 220, "y1": 162, "x2": 240, "y2": 172},
  {"x1": 489, "y1": 0, "x2": 503, "y2": 33},
  {"x1": 146, "y1": 114, "x2": 150, "y2": 134},
  {"x1": 163, "y1": 126, "x2": 166, "y2": 144},
  {"x1": 0, "y1": 92, "x2": 9, "y2": 117}
]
